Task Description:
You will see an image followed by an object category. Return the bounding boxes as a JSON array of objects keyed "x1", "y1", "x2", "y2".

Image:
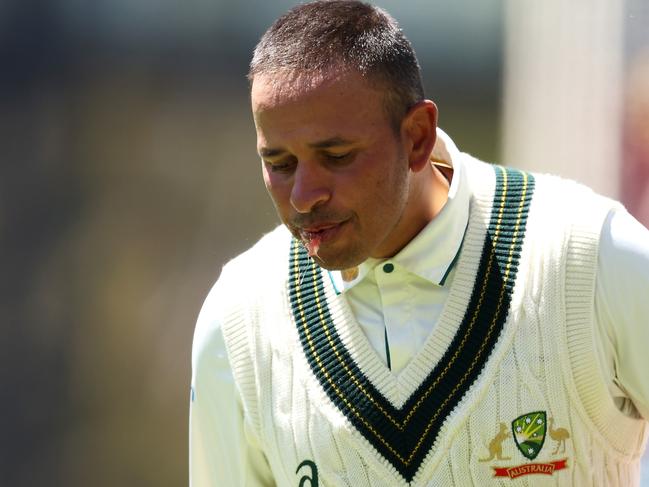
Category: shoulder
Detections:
[
  {"x1": 216, "y1": 224, "x2": 293, "y2": 294},
  {"x1": 460, "y1": 155, "x2": 619, "y2": 234},
  {"x1": 600, "y1": 206, "x2": 649, "y2": 266},
  {"x1": 192, "y1": 225, "x2": 292, "y2": 361},
  {"x1": 596, "y1": 207, "x2": 649, "y2": 330},
  {"x1": 461, "y1": 154, "x2": 617, "y2": 211},
  {"x1": 210, "y1": 224, "x2": 291, "y2": 302}
]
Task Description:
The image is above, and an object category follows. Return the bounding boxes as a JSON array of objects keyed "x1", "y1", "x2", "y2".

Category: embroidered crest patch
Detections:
[
  {"x1": 481, "y1": 411, "x2": 571, "y2": 479},
  {"x1": 511, "y1": 411, "x2": 546, "y2": 460}
]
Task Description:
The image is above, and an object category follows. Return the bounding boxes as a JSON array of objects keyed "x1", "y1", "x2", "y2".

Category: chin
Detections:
[
  {"x1": 311, "y1": 257, "x2": 346, "y2": 271},
  {"x1": 310, "y1": 248, "x2": 365, "y2": 271}
]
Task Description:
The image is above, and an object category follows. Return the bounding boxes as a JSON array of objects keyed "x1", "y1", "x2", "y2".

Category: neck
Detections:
[{"x1": 371, "y1": 163, "x2": 450, "y2": 259}]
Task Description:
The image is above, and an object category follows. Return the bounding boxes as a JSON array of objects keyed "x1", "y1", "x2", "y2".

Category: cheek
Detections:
[
  {"x1": 364, "y1": 161, "x2": 409, "y2": 218},
  {"x1": 263, "y1": 170, "x2": 292, "y2": 211},
  {"x1": 262, "y1": 166, "x2": 273, "y2": 191}
]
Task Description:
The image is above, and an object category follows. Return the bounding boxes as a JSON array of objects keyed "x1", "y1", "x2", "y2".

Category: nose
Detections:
[{"x1": 290, "y1": 162, "x2": 331, "y2": 213}]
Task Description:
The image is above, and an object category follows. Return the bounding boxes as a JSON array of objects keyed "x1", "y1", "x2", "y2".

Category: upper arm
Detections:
[
  {"x1": 190, "y1": 276, "x2": 275, "y2": 486},
  {"x1": 595, "y1": 208, "x2": 649, "y2": 420}
]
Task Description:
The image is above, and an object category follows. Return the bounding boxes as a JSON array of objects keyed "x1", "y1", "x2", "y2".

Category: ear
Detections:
[{"x1": 401, "y1": 100, "x2": 438, "y2": 172}]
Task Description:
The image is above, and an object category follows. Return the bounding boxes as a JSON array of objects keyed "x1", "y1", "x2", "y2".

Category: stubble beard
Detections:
[
  {"x1": 282, "y1": 146, "x2": 411, "y2": 271},
  {"x1": 286, "y1": 182, "x2": 410, "y2": 272}
]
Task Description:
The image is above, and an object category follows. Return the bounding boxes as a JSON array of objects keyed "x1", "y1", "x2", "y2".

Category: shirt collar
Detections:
[{"x1": 329, "y1": 128, "x2": 470, "y2": 292}]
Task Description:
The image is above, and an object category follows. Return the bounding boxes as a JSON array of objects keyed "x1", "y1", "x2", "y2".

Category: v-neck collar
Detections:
[{"x1": 288, "y1": 164, "x2": 535, "y2": 483}]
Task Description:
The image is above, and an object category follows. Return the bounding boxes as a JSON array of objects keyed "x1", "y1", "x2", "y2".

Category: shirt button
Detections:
[{"x1": 382, "y1": 263, "x2": 394, "y2": 273}]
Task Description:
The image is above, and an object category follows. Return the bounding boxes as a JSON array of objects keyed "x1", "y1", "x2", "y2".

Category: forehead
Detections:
[
  {"x1": 251, "y1": 69, "x2": 344, "y2": 107},
  {"x1": 251, "y1": 69, "x2": 390, "y2": 139},
  {"x1": 252, "y1": 68, "x2": 390, "y2": 113}
]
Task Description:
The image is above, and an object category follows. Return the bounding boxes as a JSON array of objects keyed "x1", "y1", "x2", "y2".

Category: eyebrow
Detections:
[
  {"x1": 259, "y1": 136, "x2": 353, "y2": 158},
  {"x1": 259, "y1": 147, "x2": 286, "y2": 158},
  {"x1": 308, "y1": 136, "x2": 353, "y2": 149}
]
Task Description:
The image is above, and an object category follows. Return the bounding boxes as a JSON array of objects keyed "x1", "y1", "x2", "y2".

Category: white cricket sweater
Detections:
[{"x1": 216, "y1": 157, "x2": 648, "y2": 486}]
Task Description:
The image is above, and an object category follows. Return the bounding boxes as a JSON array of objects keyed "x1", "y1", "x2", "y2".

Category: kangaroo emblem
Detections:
[{"x1": 479, "y1": 422, "x2": 511, "y2": 462}]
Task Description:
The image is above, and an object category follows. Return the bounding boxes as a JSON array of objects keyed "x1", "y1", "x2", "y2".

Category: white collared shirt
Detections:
[{"x1": 328, "y1": 130, "x2": 469, "y2": 373}]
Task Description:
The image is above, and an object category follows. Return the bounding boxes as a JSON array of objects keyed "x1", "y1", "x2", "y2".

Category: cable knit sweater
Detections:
[{"x1": 213, "y1": 156, "x2": 647, "y2": 486}]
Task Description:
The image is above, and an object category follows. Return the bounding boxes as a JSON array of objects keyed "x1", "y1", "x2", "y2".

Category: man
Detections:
[{"x1": 190, "y1": 1, "x2": 649, "y2": 485}]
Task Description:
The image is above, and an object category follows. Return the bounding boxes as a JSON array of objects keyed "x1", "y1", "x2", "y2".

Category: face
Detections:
[{"x1": 251, "y1": 70, "x2": 418, "y2": 270}]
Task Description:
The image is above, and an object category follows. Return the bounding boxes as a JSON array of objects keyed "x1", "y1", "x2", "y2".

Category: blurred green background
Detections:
[{"x1": 2, "y1": 1, "x2": 647, "y2": 486}]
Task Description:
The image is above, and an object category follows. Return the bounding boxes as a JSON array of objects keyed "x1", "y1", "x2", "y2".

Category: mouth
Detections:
[{"x1": 298, "y1": 221, "x2": 346, "y2": 258}]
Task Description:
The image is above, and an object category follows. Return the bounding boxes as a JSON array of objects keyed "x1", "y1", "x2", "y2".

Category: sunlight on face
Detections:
[{"x1": 251, "y1": 69, "x2": 412, "y2": 269}]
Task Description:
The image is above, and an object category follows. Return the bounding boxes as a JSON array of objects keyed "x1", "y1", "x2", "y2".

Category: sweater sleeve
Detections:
[
  {"x1": 190, "y1": 275, "x2": 275, "y2": 487},
  {"x1": 594, "y1": 207, "x2": 649, "y2": 420}
]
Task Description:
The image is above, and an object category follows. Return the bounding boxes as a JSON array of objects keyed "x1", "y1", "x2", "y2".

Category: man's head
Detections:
[
  {"x1": 248, "y1": 0, "x2": 425, "y2": 131},
  {"x1": 250, "y1": 1, "x2": 444, "y2": 270}
]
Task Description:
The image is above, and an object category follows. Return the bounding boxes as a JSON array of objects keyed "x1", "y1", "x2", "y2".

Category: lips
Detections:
[{"x1": 298, "y1": 221, "x2": 345, "y2": 257}]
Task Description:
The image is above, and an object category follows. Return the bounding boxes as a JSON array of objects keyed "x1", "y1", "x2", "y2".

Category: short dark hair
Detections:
[{"x1": 248, "y1": 0, "x2": 425, "y2": 129}]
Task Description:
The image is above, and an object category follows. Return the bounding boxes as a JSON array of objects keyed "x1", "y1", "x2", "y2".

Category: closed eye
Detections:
[
  {"x1": 322, "y1": 151, "x2": 354, "y2": 164},
  {"x1": 326, "y1": 152, "x2": 350, "y2": 160},
  {"x1": 264, "y1": 157, "x2": 297, "y2": 173}
]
